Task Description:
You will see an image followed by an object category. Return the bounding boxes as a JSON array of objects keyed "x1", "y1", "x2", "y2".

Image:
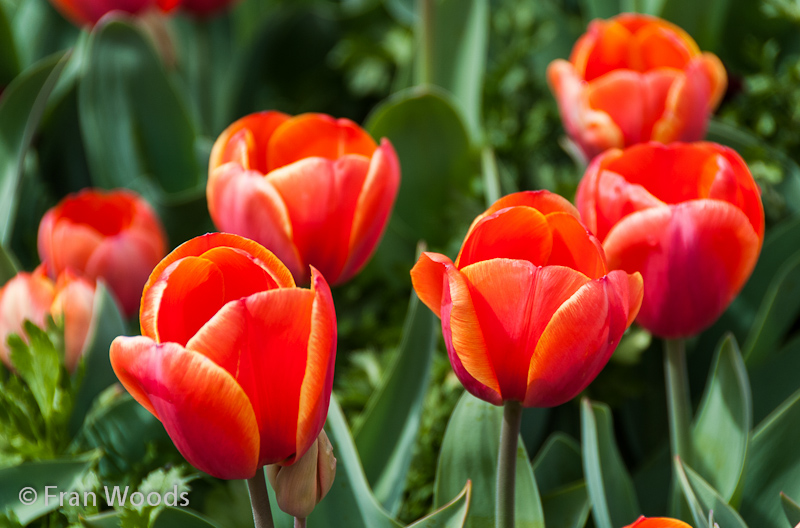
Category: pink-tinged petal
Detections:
[
  {"x1": 410, "y1": 252, "x2": 454, "y2": 319},
  {"x1": 545, "y1": 212, "x2": 608, "y2": 278},
  {"x1": 296, "y1": 268, "x2": 337, "y2": 461},
  {"x1": 110, "y1": 336, "x2": 260, "y2": 479},
  {"x1": 266, "y1": 113, "x2": 377, "y2": 172},
  {"x1": 603, "y1": 200, "x2": 760, "y2": 338},
  {"x1": 592, "y1": 168, "x2": 666, "y2": 241},
  {"x1": 523, "y1": 270, "x2": 633, "y2": 407},
  {"x1": 339, "y1": 140, "x2": 401, "y2": 283},
  {"x1": 575, "y1": 148, "x2": 625, "y2": 236},
  {"x1": 207, "y1": 164, "x2": 304, "y2": 281},
  {"x1": 461, "y1": 260, "x2": 591, "y2": 402},
  {"x1": 51, "y1": 273, "x2": 95, "y2": 373},
  {"x1": 266, "y1": 156, "x2": 370, "y2": 284},
  {"x1": 47, "y1": 222, "x2": 104, "y2": 278},
  {"x1": 456, "y1": 206, "x2": 553, "y2": 269},
  {"x1": 0, "y1": 271, "x2": 55, "y2": 367},
  {"x1": 712, "y1": 145, "x2": 765, "y2": 242},
  {"x1": 209, "y1": 111, "x2": 291, "y2": 174}
]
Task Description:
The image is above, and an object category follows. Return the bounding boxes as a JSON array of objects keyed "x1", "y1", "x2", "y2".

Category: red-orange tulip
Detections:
[
  {"x1": 411, "y1": 191, "x2": 643, "y2": 407},
  {"x1": 548, "y1": 13, "x2": 726, "y2": 160},
  {"x1": 0, "y1": 267, "x2": 95, "y2": 373},
  {"x1": 110, "y1": 233, "x2": 337, "y2": 480},
  {"x1": 38, "y1": 189, "x2": 168, "y2": 317},
  {"x1": 48, "y1": 0, "x2": 178, "y2": 26},
  {"x1": 207, "y1": 111, "x2": 400, "y2": 286},
  {"x1": 576, "y1": 142, "x2": 764, "y2": 338},
  {"x1": 624, "y1": 517, "x2": 692, "y2": 528}
]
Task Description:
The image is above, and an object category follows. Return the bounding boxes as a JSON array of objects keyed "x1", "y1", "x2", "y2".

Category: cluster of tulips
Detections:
[{"x1": 0, "y1": 4, "x2": 773, "y2": 528}]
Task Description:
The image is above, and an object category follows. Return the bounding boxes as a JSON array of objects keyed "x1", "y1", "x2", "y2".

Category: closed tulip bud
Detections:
[
  {"x1": 576, "y1": 142, "x2": 764, "y2": 338},
  {"x1": 265, "y1": 430, "x2": 336, "y2": 519},
  {"x1": 48, "y1": 0, "x2": 178, "y2": 26},
  {"x1": 110, "y1": 233, "x2": 337, "y2": 480},
  {"x1": 38, "y1": 189, "x2": 168, "y2": 317},
  {"x1": 411, "y1": 191, "x2": 643, "y2": 407},
  {"x1": 207, "y1": 111, "x2": 401, "y2": 286},
  {"x1": 0, "y1": 267, "x2": 95, "y2": 372},
  {"x1": 624, "y1": 517, "x2": 692, "y2": 528},
  {"x1": 548, "y1": 13, "x2": 726, "y2": 160}
]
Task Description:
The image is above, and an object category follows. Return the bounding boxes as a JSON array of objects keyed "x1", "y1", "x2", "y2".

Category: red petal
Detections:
[
  {"x1": 110, "y1": 336, "x2": 260, "y2": 479},
  {"x1": 628, "y1": 24, "x2": 694, "y2": 71},
  {"x1": 582, "y1": 19, "x2": 634, "y2": 82},
  {"x1": 587, "y1": 70, "x2": 646, "y2": 145},
  {"x1": 209, "y1": 111, "x2": 291, "y2": 174},
  {"x1": 410, "y1": 252, "x2": 453, "y2": 319}
]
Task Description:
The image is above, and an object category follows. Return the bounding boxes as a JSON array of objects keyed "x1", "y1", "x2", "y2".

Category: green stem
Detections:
[
  {"x1": 481, "y1": 145, "x2": 501, "y2": 206},
  {"x1": 417, "y1": 0, "x2": 434, "y2": 85},
  {"x1": 496, "y1": 400, "x2": 522, "y2": 528},
  {"x1": 294, "y1": 518, "x2": 307, "y2": 528},
  {"x1": 664, "y1": 339, "x2": 692, "y2": 464},
  {"x1": 247, "y1": 470, "x2": 275, "y2": 528}
]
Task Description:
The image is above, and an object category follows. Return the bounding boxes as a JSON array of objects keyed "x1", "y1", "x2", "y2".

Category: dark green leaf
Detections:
[
  {"x1": 532, "y1": 433, "x2": 590, "y2": 528},
  {"x1": 691, "y1": 334, "x2": 751, "y2": 502},
  {"x1": 405, "y1": 482, "x2": 471, "y2": 528},
  {"x1": 581, "y1": 398, "x2": 640, "y2": 528},
  {"x1": 750, "y1": 335, "x2": 800, "y2": 424},
  {"x1": 578, "y1": 0, "x2": 623, "y2": 20},
  {"x1": 0, "y1": 3, "x2": 19, "y2": 86},
  {"x1": 354, "y1": 287, "x2": 438, "y2": 514},
  {"x1": 10, "y1": 0, "x2": 79, "y2": 68},
  {"x1": 781, "y1": 492, "x2": 800, "y2": 527},
  {"x1": 741, "y1": 389, "x2": 800, "y2": 528},
  {"x1": 81, "y1": 510, "x2": 121, "y2": 528},
  {"x1": 152, "y1": 507, "x2": 222, "y2": 528},
  {"x1": 434, "y1": 392, "x2": 544, "y2": 528},
  {"x1": 659, "y1": 0, "x2": 731, "y2": 51},
  {"x1": 69, "y1": 282, "x2": 127, "y2": 435},
  {"x1": 0, "y1": 456, "x2": 95, "y2": 525},
  {"x1": 0, "y1": 50, "x2": 69, "y2": 245},
  {"x1": 675, "y1": 458, "x2": 748, "y2": 528},
  {"x1": 0, "y1": 243, "x2": 19, "y2": 286},
  {"x1": 384, "y1": 0, "x2": 414, "y2": 26}
]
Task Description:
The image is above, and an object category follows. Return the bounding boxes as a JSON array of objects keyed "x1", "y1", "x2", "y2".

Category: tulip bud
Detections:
[{"x1": 265, "y1": 430, "x2": 336, "y2": 519}]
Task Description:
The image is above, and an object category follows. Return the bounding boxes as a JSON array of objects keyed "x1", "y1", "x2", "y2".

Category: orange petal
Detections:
[
  {"x1": 582, "y1": 19, "x2": 633, "y2": 82},
  {"x1": 575, "y1": 148, "x2": 625, "y2": 236},
  {"x1": 266, "y1": 113, "x2": 377, "y2": 172},
  {"x1": 456, "y1": 206, "x2": 552, "y2": 269},
  {"x1": 628, "y1": 24, "x2": 694, "y2": 72},
  {"x1": 624, "y1": 517, "x2": 693, "y2": 528},
  {"x1": 587, "y1": 70, "x2": 646, "y2": 145},
  {"x1": 110, "y1": 336, "x2": 260, "y2": 479},
  {"x1": 468, "y1": 190, "x2": 580, "y2": 235},
  {"x1": 410, "y1": 252, "x2": 454, "y2": 319},
  {"x1": 461, "y1": 260, "x2": 590, "y2": 402},
  {"x1": 51, "y1": 273, "x2": 95, "y2": 373},
  {"x1": 209, "y1": 111, "x2": 291, "y2": 174},
  {"x1": 545, "y1": 212, "x2": 607, "y2": 278}
]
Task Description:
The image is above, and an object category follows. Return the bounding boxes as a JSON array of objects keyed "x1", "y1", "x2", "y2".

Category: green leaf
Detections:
[
  {"x1": 674, "y1": 458, "x2": 748, "y2": 528},
  {"x1": 434, "y1": 392, "x2": 544, "y2": 528},
  {"x1": 782, "y1": 492, "x2": 800, "y2": 527},
  {"x1": 0, "y1": 2, "x2": 19, "y2": 87},
  {"x1": 152, "y1": 507, "x2": 222, "y2": 528},
  {"x1": 581, "y1": 398, "x2": 640, "y2": 528},
  {"x1": 81, "y1": 510, "x2": 121, "y2": 528},
  {"x1": 743, "y1": 250, "x2": 800, "y2": 367},
  {"x1": 0, "y1": 456, "x2": 95, "y2": 525},
  {"x1": 309, "y1": 395, "x2": 401, "y2": 528},
  {"x1": 741, "y1": 389, "x2": 800, "y2": 528},
  {"x1": 691, "y1": 334, "x2": 751, "y2": 503},
  {"x1": 79, "y1": 18, "x2": 200, "y2": 198},
  {"x1": 750, "y1": 335, "x2": 800, "y2": 424},
  {"x1": 0, "y1": 50, "x2": 69, "y2": 245},
  {"x1": 354, "y1": 287, "x2": 438, "y2": 514},
  {"x1": 405, "y1": 482, "x2": 471, "y2": 528},
  {"x1": 0, "y1": 243, "x2": 18, "y2": 286},
  {"x1": 532, "y1": 433, "x2": 590, "y2": 528},
  {"x1": 578, "y1": 0, "x2": 623, "y2": 19},
  {"x1": 658, "y1": 0, "x2": 731, "y2": 51},
  {"x1": 69, "y1": 282, "x2": 127, "y2": 435},
  {"x1": 384, "y1": 0, "x2": 415, "y2": 26},
  {"x1": 424, "y1": 0, "x2": 488, "y2": 139}
]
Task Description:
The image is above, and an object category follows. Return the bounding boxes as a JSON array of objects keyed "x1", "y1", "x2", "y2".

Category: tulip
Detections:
[
  {"x1": 207, "y1": 111, "x2": 400, "y2": 286},
  {"x1": 547, "y1": 13, "x2": 727, "y2": 160},
  {"x1": 38, "y1": 188, "x2": 168, "y2": 317},
  {"x1": 0, "y1": 267, "x2": 95, "y2": 373},
  {"x1": 575, "y1": 142, "x2": 764, "y2": 338},
  {"x1": 266, "y1": 430, "x2": 336, "y2": 519},
  {"x1": 109, "y1": 233, "x2": 337, "y2": 480},
  {"x1": 624, "y1": 517, "x2": 692, "y2": 528},
  {"x1": 410, "y1": 190, "x2": 643, "y2": 408},
  {"x1": 48, "y1": 0, "x2": 178, "y2": 26}
]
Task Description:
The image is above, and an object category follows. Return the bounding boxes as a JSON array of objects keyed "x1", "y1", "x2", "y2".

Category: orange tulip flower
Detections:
[
  {"x1": 48, "y1": 0, "x2": 178, "y2": 26},
  {"x1": 625, "y1": 517, "x2": 692, "y2": 528},
  {"x1": 576, "y1": 142, "x2": 764, "y2": 338},
  {"x1": 207, "y1": 111, "x2": 400, "y2": 286},
  {"x1": 110, "y1": 233, "x2": 337, "y2": 480},
  {"x1": 410, "y1": 191, "x2": 643, "y2": 407},
  {"x1": 38, "y1": 189, "x2": 168, "y2": 317},
  {"x1": 0, "y1": 267, "x2": 95, "y2": 373},
  {"x1": 548, "y1": 13, "x2": 726, "y2": 160}
]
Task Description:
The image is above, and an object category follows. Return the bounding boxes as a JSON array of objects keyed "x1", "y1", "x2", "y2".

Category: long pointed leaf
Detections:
[
  {"x1": 675, "y1": 458, "x2": 748, "y2": 528},
  {"x1": 406, "y1": 482, "x2": 471, "y2": 528}
]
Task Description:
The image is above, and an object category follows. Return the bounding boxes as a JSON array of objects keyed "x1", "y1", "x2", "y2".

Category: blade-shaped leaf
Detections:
[
  {"x1": 675, "y1": 458, "x2": 748, "y2": 528},
  {"x1": 405, "y1": 482, "x2": 471, "y2": 528},
  {"x1": 691, "y1": 333, "x2": 751, "y2": 502},
  {"x1": 581, "y1": 398, "x2": 640, "y2": 528},
  {"x1": 0, "y1": 50, "x2": 70, "y2": 245},
  {"x1": 354, "y1": 287, "x2": 437, "y2": 514},
  {"x1": 741, "y1": 389, "x2": 800, "y2": 528},
  {"x1": 532, "y1": 433, "x2": 590, "y2": 528},
  {"x1": 782, "y1": 492, "x2": 800, "y2": 527},
  {"x1": 152, "y1": 507, "x2": 223, "y2": 528},
  {"x1": 81, "y1": 511, "x2": 121, "y2": 528},
  {"x1": 0, "y1": 243, "x2": 19, "y2": 286},
  {"x1": 0, "y1": 3, "x2": 19, "y2": 87},
  {"x1": 659, "y1": 0, "x2": 730, "y2": 51},
  {"x1": 750, "y1": 335, "x2": 800, "y2": 425},
  {"x1": 434, "y1": 392, "x2": 544, "y2": 528}
]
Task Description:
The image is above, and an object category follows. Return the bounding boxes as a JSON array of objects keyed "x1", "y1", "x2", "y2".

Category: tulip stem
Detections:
[
  {"x1": 664, "y1": 339, "x2": 692, "y2": 464},
  {"x1": 247, "y1": 470, "x2": 276, "y2": 528},
  {"x1": 294, "y1": 518, "x2": 307, "y2": 528},
  {"x1": 496, "y1": 400, "x2": 522, "y2": 528},
  {"x1": 417, "y1": 0, "x2": 434, "y2": 85}
]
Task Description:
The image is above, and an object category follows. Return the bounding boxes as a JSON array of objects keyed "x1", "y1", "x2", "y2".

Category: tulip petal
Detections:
[
  {"x1": 603, "y1": 200, "x2": 760, "y2": 338},
  {"x1": 51, "y1": 274, "x2": 95, "y2": 373},
  {"x1": 590, "y1": 167, "x2": 665, "y2": 240},
  {"x1": 410, "y1": 252, "x2": 454, "y2": 319},
  {"x1": 48, "y1": 222, "x2": 104, "y2": 277},
  {"x1": 587, "y1": 70, "x2": 646, "y2": 145},
  {"x1": 625, "y1": 517, "x2": 692, "y2": 528},
  {"x1": 110, "y1": 336, "x2": 260, "y2": 479},
  {"x1": 455, "y1": 206, "x2": 553, "y2": 269},
  {"x1": 460, "y1": 260, "x2": 590, "y2": 402},
  {"x1": 465, "y1": 189, "x2": 581, "y2": 237},
  {"x1": 582, "y1": 19, "x2": 633, "y2": 82},
  {"x1": 198, "y1": 246, "x2": 282, "y2": 300},
  {"x1": 0, "y1": 272, "x2": 55, "y2": 367},
  {"x1": 545, "y1": 212, "x2": 607, "y2": 278},
  {"x1": 209, "y1": 111, "x2": 291, "y2": 174},
  {"x1": 267, "y1": 113, "x2": 377, "y2": 172},
  {"x1": 628, "y1": 24, "x2": 693, "y2": 71}
]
